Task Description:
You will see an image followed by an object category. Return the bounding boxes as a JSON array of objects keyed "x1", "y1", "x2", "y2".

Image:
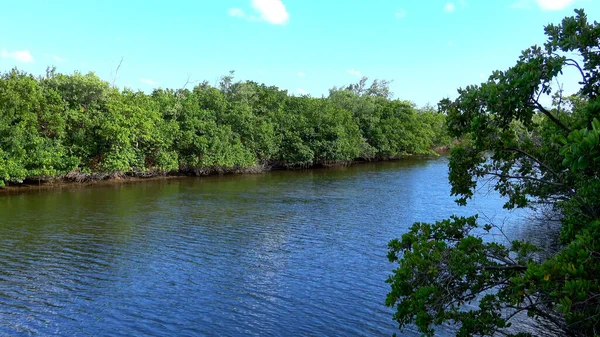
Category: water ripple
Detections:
[{"x1": 0, "y1": 158, "x2": 551, "y2": 336}]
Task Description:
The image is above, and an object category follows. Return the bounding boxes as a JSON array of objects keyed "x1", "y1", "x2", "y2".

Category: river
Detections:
[{"x1": 0, "y1": 157, "x2": 558, "y2": 336}]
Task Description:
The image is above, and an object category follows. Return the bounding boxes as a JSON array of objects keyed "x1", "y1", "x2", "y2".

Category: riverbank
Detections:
[{"x1": 0, "y1": 153, "x2": 446, "y2": 193}]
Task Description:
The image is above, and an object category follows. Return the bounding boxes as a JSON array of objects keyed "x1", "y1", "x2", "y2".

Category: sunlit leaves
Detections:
[
  {"x1": 0, "y1": 67, "x2": 447, "y2": 186},
  {"x1": 389, "y1": 9, "x2": 600, "y2": 337}
]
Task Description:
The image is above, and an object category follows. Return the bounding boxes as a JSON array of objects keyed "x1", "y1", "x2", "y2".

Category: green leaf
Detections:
[{"x1": 577, "y1": 156, "x2": 589, "y2": 170}]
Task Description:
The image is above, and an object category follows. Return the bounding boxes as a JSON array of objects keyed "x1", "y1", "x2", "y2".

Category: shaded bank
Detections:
[{"x1": 0, "y1": 153, "x2": 446, "y2": 192}]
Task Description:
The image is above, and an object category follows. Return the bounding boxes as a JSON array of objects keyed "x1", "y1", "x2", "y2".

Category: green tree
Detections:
[
  {"x1": 0, "y1": 70, "x2": 76, "y2": 186},
  {"x1": 0, "y1": 66, "x2": 447, "y2": 186},
  {"x1": 387, "y1": 9, "x2": 600, "y2": 337},
  {"x1": 40, "y1": 70, "x2": 112, "y2": 171}
]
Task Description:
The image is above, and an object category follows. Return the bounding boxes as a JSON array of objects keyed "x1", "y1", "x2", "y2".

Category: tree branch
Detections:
[
  {"x1": 564, "y1": 58, "x2": 589, "y2": 91},
  {"x1": 112, "y1": 56, "x2": 124, "y2": 89},
  {"x1": 532, "y1": 99, "x2": 571, "y2": 133},
  {"x1": 504, "y1": 147, "x2": 561, "y2": 177},
  {"x1": 182, "y1": 73, "x2": 199, "y2": 89},
  {"x1": 482, "y1": 265, "x2": 527, "y2": 271},
  {"x1": 483, "y1": 171, "x2": 565, "y2": 187}
]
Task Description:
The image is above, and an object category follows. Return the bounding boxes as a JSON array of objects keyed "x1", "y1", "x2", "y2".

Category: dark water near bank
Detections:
[{"x1": 0, "y1": 157, "x2": 558, "y2": 336}]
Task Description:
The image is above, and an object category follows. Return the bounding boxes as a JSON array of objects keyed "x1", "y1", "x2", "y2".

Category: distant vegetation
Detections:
[{"x1": 0, "y1": 69, "x2": 449, "y2": 187}]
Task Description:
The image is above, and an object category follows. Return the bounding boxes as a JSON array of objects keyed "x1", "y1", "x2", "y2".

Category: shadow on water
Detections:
[{"x1": 0, "y1": 156, "x2": 560, "y2": 336}]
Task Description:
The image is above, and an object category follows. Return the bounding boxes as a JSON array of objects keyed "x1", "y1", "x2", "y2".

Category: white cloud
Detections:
[
  {"x1": 444, "y1": 2, "x2": 456, "y2": 12},
  {"x1": 458, "y1": 0, "x2": 468, "y2": 6},
  {"x1": 510, "y1": 0, "x2": 575, "y2": 10},
  {"x1": 395, "y1": 8, "x2": 407, "y2": 18},
  {"x1": 297, "y1": 88, "x2": 307, "y2": 95},
  {"x1": 140, "y1": 78, "x2": 158, "y2": 85},
  {"x1": 297, "y1": 71, "x2": 306, "y2": 77},
  {"x1": 480, "y1": 73, "x2": 486, "y2": 79},
  {"x1": 1, "y1": 48, "x2": 34, "y2": 63},
  {"x1": 229, "y1": 1, "x2": 289, "y2": 25},
  {"x1": 52, "y1": 55, "x2": 67, "y2": 62},
  {"x1": 347, "y1": 68, "x2": 362, "y2": 77},
  {"x1": 448, "y1": 41, "x2": 454, "y2": 46},
  {"x1": 228, "y1": 8, "x2": 246, "y2": 18},
  {"x1": 251, "y1": 0, "x2": 289, "y2": 25}
]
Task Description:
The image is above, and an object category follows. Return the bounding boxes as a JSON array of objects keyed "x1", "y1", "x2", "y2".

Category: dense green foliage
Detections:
[
  {"x1": 0, "y1": 70, "x2": 449, "y2": 187},
  {"x1": 387, "y1": 9, "x2": 600, "y2": 337}
]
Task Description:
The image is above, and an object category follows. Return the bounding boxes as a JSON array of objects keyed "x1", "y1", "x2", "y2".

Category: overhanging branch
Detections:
[{"x1": 532, "y1": 99, "x2": 571, "y2": 133}]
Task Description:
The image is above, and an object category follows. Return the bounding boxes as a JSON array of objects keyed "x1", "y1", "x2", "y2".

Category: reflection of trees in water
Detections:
[
  {"x1": 471, "y1": 207, "x2": 565, "y2": 336},
  {"x1": 472, "y1": 199, "x2": 562, "y2": 259},
  {"x1": 522, "y1": 207, "x2": 563, "y2": 260}
]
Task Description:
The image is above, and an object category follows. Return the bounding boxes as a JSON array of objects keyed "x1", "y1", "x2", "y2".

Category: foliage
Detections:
[
  {"x1": 329, "y1": 79, "x2": 450, "y2": 159},
  {"x1": 0, "y1": 69, "x2": 449, "y2": 186},
  {"x1": 387, "y1": 9, "x2": 600, "y2": 337}
]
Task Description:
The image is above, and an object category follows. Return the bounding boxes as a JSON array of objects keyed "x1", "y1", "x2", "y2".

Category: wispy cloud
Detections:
[
  {"x1": 140, "y1": 78, "x2": 158, "y2": 85},
  {"x1": 228, "y1": 8, "x2": 246, "y2": 18},
  {"x1": 229, "y1": 0, "x2": 289, "y2": 25},
  {"x1": 1, "y1": 48, "x2": 34, "y2": 63},
  {"x1": 444, "y1": 1, "x2": 467, "y2": 13},
  {"x1": 44, "y1": 53, "x2": 68, "y2": 62},
  {"x1": 297, "y1": 71, "x2": 306, "y2": 77},
  {"x1": 52, "y1": 55, "x2": 67, "y2": 62},
  {"x1": 297, "y1": 88, "x2": 307, "y2": 95},
  {"x1": 510, "y1": 0, "x2": 575, "y2": 10},
  {"x1": 395, "y1": 8, "x2": 407, "y2": 19},
  {"x1": 347, "y1": 68, "x2": 362, "y2": 77}
]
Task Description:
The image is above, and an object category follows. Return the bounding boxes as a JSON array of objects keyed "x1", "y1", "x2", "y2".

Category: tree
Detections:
[
  {"x1": 387, "y1": 9, "x2": 600, "y2": 337},
  {"x1": 0, "y1": 67, "x2": 447, "y2": 186},
  {"x1": 0, "y1": 70, "x2": 76, "y2": 185},
  {"x1": 329, "y1": 79, "x2": 448, "y2": 160}
]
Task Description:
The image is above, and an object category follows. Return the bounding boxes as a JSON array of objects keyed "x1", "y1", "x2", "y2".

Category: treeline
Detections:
[{"x1": 0, "y1": 69, "x2": 450, "y2": 187}]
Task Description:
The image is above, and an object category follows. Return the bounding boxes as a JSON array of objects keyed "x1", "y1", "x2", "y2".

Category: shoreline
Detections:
[{"x1": 0, "y1": 152, "x2": 447, "y2": 194}]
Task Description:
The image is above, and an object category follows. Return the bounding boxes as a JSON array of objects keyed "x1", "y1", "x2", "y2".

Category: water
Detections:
[{"x1": 0, "y1": 157, "x2": 557, "y2": 336}]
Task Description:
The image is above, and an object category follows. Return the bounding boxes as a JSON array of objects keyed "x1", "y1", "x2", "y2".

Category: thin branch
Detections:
[
  {"x1": 501, "y1": 148, "x2": 597, "y2": 217},
  {"x1": 112, "y1": 56, "x2": 124, "y2": 89},
  {"x1": 506, "y1": 304, "x2": 568, "y2": 335},
  {"x1": 482, "y1": 265, "x2": 527, "y2": 271},
  {"x1": 555, "y1": 79, "x2": 564, "y2": 111},
  {"x1": 182, "y1": 73, "x2": 199, "y2": 89},
  {"x1": 504, "y1": 147, "x2": 560, "y2": 177},
  {"x1": 483, "y1": 171, "x2": 565, "y2": 187}
]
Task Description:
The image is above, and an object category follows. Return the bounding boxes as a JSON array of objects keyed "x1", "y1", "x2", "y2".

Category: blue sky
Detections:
[{"x1": 1, "y1": 0, "x2": 598, "y2": 106}]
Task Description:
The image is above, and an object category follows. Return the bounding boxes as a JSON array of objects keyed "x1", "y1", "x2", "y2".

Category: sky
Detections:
[{"x1": 1, "y1": 0, "x2": 599, "y2": 107}]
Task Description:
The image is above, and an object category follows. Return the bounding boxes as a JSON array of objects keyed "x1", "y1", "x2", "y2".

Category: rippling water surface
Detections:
[{"x1": 0, "y1": 157, "x2": 556, "y2": 336}]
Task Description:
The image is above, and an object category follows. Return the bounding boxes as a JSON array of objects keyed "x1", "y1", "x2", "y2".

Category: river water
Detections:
[{"x1": 0, "y1": 157, "x2": 557, "y2": 336}]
